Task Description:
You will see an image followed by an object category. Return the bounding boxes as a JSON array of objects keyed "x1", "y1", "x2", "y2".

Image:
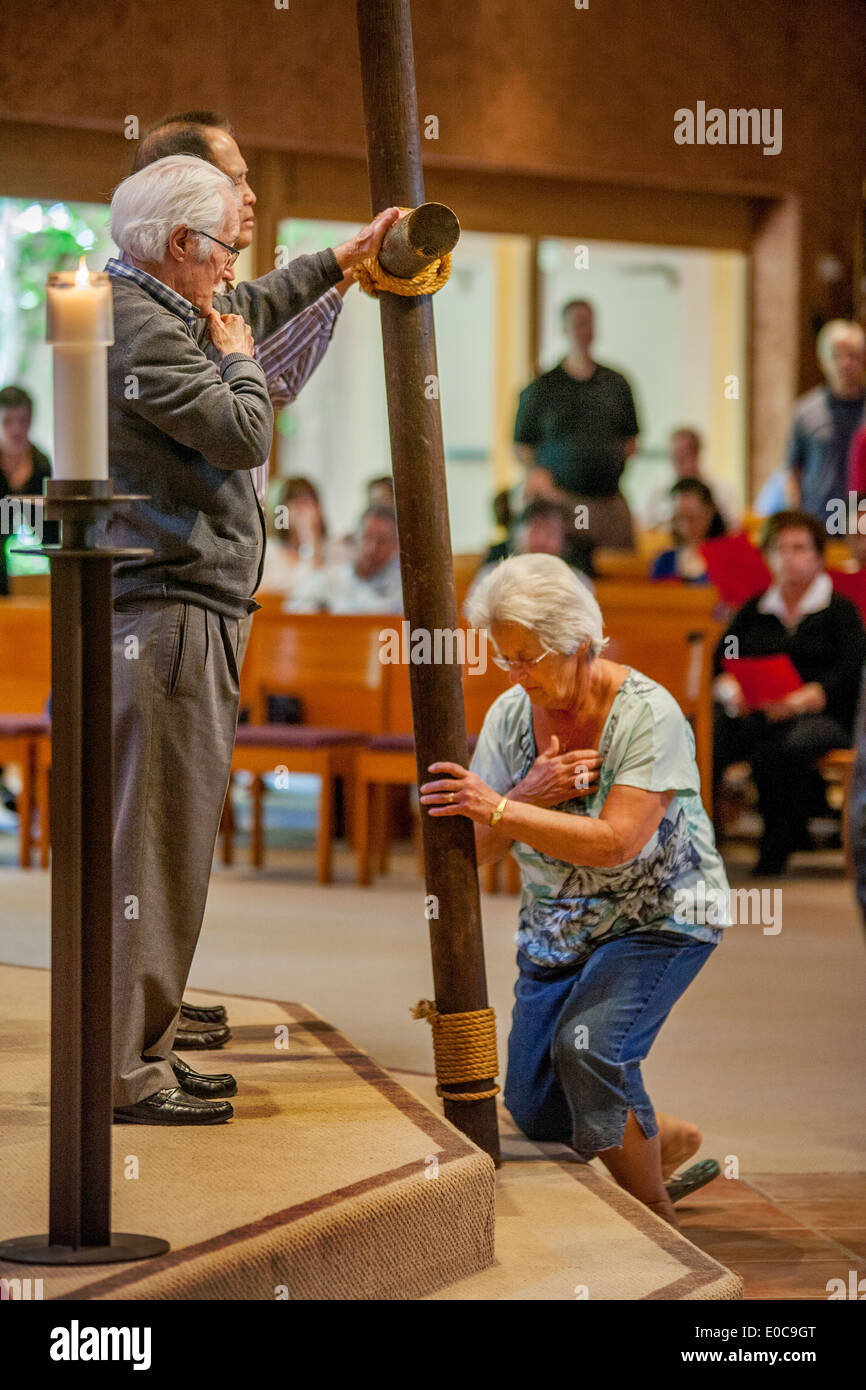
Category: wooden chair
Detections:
[
  {"x1": 8, "y1": 573, "x2": 50, "y2": 598},
  {"x1": 594, "y1": 581, "x2": 724, "y2": 816},
  {"x1": 592, "y1": 549, "x2": 652, "y2": 580},
  {"x1": 354, "y1": 582, "x2": 723, "y2": 884},
  {"x1": 354, "y1": 642, "x2": 517, "y2": 887},
  {"x1": 453, "y1": 553, "x2": 483, "y2": 612},
  {"x1": 224, "y1": 612, "x2": 393, "y2": 880},
  {"x1": 0, "y1": 599, "x2": 51, "y2": 866},
  {"x1": 817, "y1": 748, "x2": 856, "y2": 877},
  {"x1": 0, "y1": 715, "x2": 49, "y2": 867}
]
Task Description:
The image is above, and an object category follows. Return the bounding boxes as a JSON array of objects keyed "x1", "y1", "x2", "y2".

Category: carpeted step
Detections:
[{"x1": 0, "y1": 967, "x2": 495, "y2": 1300}]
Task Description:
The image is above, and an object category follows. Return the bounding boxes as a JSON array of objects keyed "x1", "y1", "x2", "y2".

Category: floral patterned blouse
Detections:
[{"x1": 469, "y1": 667, "x2": 731, "y2": 968}]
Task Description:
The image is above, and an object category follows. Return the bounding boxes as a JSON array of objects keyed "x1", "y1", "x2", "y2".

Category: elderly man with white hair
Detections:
[
  {"x1": 419, "y1": 554, "x2": 731, "y2": 1226},
  {"x1": 785, "y1": 318, "x2": 866, "y2": 525},
  {"x1": 104, "y1": 154, "x2": 398, "y2": 1124}
]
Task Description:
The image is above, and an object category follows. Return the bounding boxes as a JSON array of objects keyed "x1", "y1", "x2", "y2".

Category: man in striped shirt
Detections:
[
  {"x1": 132, "y1": 110, "x2": 352, "y2": 503},
  {"x1": 131, "y1": 113, "x2": 357, "y2": 1047}
]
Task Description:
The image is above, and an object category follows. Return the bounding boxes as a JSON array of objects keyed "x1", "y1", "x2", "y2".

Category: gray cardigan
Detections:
[{"x1": 104, "y1": 248, "x2": 343, "y2": 618}]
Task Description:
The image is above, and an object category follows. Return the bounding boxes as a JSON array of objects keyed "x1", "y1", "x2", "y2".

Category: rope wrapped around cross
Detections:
[
  {"x1": 412, "y1": 999, "x2": 500, "y2": 1102},
  {"x1": 354, "y1": 204, "x2": 455, "y2": 298}
]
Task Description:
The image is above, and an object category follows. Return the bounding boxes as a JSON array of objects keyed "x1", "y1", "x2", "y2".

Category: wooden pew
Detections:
[
  {"x1": 0, "y1": 598, "x2": 51, "y2": 866},
  {"x1": 224, "y1": 611, "x2": 393, "y2": 879},
  {"x1": 594, "y1": 580, "x2": 724, "y2": 816},
  {"x1": 354, "y1": 631, "x2": 515, "y2": 886}
]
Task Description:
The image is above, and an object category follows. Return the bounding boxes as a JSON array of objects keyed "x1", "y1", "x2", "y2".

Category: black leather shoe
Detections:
[
  {"x1": 174, "y1": 1018, "x2": 232, "y2": 1050},
  {"x1": 113, "y1": 1087, "x2": 233, "y2": 1125},
  {"x1": 172, "y1": 1054, "x2": 237, "y2": 1099},
  {"x1": 181, "y1": 1000, "x2": 228, "y2": 1025}
]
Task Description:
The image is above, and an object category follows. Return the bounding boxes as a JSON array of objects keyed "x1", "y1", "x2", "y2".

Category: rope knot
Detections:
[
  {"x1": 356, "y1": 207, "x2": 452, "y2": 299},
  {"x1": 411, "y1": 999, "x2": 500, "y2": 1103}
]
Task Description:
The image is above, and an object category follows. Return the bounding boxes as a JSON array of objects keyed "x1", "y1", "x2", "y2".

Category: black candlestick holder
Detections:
[{"x1": 0, "y1": 478, "x2": 168, "y2": 1265}]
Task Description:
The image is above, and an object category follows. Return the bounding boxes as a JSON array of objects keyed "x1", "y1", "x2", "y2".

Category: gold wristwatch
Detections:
[{"x1": 489, "y1": 796, "x2": 508, "y2": 828}]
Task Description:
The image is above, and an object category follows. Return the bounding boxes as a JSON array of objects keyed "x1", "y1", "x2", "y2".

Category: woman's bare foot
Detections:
[
  {"x1": 645, "y1": 1196, "x2": 680, "y2": 1230},
  {"x1": 656, "y1": 1111, "x2": 702, "y2": 1180}
]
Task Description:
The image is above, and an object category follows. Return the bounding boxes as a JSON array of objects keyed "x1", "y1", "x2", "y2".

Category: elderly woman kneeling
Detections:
[{"x1": 420, "y1": 554, "x2": 731, "y2": 1227}]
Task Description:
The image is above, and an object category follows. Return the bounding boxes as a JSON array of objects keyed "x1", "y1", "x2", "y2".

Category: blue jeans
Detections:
[{"x1": 503, "y1": 930, "x2": 717, "y2": 1161}]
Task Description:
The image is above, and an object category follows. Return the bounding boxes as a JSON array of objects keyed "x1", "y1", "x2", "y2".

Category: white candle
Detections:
[{"x1": 46, "y1": 258, "x2": 114, "y2": 481}]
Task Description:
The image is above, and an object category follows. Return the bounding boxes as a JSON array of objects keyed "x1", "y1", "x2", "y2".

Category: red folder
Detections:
[
  {"x1": 829, "y1": 568, "x2": 866, "y2": 623},
  {"x1": 699, "y1": 532, "x2": 772, "y2": 607},
  {"x1": 721, "y1": 654, "x2": 803, "y2": 710}
]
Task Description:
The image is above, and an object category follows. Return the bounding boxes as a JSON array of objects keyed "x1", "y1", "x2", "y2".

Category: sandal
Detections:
[{"x1": 665, "y1": 1158, "x2": 721, "y2": 1204}]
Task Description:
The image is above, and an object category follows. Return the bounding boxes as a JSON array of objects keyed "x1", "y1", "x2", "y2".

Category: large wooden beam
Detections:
[{"x1": 356, "y1": 0, "x2": 500, "y2": 1163}]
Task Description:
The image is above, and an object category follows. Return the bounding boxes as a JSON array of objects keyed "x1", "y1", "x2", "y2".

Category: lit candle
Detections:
[{"x1": 46, "y1": 257, "x2": 114, "y2": 481}]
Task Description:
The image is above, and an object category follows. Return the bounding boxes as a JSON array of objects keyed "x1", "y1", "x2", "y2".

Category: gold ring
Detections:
[{"x1": 448, "y1": 792, "x2": 455, "y2": 803}]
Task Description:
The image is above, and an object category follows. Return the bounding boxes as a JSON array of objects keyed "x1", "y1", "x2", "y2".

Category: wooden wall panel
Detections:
[
  {"x1": 0, "y1": 0, "x2": 862, "y2": 457},
  {"x1": 1, "y1": 0, "x2": 862, "y2": 396}
]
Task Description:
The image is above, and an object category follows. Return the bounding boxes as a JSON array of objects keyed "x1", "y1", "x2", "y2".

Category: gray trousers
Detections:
[{"x1": 111, "y1": 599, "x2": 250, "y2": 1106}]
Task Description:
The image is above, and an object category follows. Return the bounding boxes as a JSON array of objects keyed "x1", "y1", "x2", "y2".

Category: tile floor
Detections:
[{"x1": 676, "y1": 1173, "x2": 866, "y2": 1299}]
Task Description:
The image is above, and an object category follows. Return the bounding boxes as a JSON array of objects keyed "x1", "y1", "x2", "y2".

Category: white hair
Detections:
[
  {"x1": 817, "y1": 318, "x2": 865, "y2": 366},
  {"x1": 110, "y1": 154, "x2": 238, "y2": 264},
  {"x1": 464, "y1": 553, "x2": 609, "y2": 660}
]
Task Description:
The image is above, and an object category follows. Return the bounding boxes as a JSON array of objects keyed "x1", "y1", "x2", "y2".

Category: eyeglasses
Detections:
[
  {"x1": 490, "y1": 643, "x2": 556, "y2": 673},
  {"x1": 189, "y1": 228, "x2": 241, "y2": 267}
]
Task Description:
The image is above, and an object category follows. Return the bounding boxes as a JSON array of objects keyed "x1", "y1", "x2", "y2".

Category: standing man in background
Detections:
[
  {"x1": 514, "y1": 298, "x2": 639, "y2": 555},
  {"x1": 641, "y1": 426, "x2": 742, "y2": 533},
  {"x1": 785, "y1": 319, "x2": 866, "y2": 526}
]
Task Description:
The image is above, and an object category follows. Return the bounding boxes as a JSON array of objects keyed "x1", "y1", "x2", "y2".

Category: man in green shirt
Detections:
[{"x1": 514, "y1": 299, "x2": 639, "y2": 551}]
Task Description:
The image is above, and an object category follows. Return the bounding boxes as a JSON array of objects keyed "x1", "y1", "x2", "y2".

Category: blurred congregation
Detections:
[
  {"x1": 1, "y1": 0, "x2": 866, "y2": 909},
  {"x1": 4, "y1": 288, "x2": 866, "y2": 886},
  {"x1": 1, "y1": 0, "x2": 866, "y2": 1310}
]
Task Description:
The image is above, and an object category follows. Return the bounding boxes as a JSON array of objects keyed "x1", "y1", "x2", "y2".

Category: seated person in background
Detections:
[
  {"x1": 517, "y1": 497, "x2": 582, "y2": 563},
  {"x1": 650, "y1": 479, "x2": 726, "y2": 583},
  {"x1": 825, "y1": 511, "x2": 866, "y2": 623},
  {"x1": 0, "y1": 384, "x2": 59, "y2": 596},
  {"x1": 0, "y1": 384, "x2": 55, "y2": 821},
  {"x1": 367, "y1": 474, "x2": 395, "y2": 510},
  {"x1": 480, "y1": 488, "x2": 514, "y2": 566},
  {"x1": 466, "y1": 498, "x2": 594, "y2": 610},
  {"x1": 340, "y1": 473, "x2": 395, "y2": 546},
  {"x1": 712, "y1": 510, "x2": 866, "y2": 875},
  {"x1": 287, "y1": 504, "x2": 403, "y2": 613},
  {"x1": 643, "y1": 427, "x2": 742, "y2": 533},
  {"x1": 259, "y1": 475, "x2": 346, "y2": 598},
  {"x1": 754, "y1": 466, "x2": 790, "y2": 518}
]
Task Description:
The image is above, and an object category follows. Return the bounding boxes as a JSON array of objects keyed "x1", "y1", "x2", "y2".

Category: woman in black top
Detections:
[
  {"x1": 0, "y1": 385, "x2": 56, "y2": 596},
  {"x1": 713, "y1": 510, "x2": 866, "y2": 875}
]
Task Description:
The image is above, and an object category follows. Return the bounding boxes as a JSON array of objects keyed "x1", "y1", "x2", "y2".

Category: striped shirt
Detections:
[
  {"x1": 105, "y1": 257, "x2": 200, "y2": 328},
  {"x1": 106, "y1": 258, "x2": 343, "y2": 503},
  {"x1": 253, "y1": 285, "x2": 343, "y2": 501}
]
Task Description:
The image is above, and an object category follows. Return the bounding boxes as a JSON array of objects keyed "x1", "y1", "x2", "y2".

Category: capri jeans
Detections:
[{"x1": 503, "y1": 930, "x2": 717, "y2": 1160}]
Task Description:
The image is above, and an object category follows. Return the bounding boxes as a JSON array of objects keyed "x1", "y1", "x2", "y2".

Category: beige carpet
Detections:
[
  {"x1": 2, "y1": 843, "x2": 864, "y2": 1184},
  {"x1": 0, "y1": 965, "x2": 741, "y2": 1300},
  {"x1": 0, "y1": 966, "x2": 495, "y2": 1300}
]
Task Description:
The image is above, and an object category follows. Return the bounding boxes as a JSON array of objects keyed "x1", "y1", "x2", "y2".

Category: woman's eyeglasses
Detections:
[
  {"x1": 490, "y1": 643, "x2": 556, "y2": 673},
  {"x1": 189, "y1": 228, "x2": 241, "y2": 267}
]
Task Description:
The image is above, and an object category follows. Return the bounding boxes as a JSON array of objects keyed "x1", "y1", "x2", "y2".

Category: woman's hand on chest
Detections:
[{"x1": 516, "y1": 733, "x2": 602, "y2": 808}]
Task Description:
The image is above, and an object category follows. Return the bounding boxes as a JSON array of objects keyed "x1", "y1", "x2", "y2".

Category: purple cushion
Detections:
[
  {"x1": 234, "y1": 724, "x2": 367, "y2": 750},
  {"x1": 365, "y1": 734, "x2": 415, "y2": 753},
  {"x1": 0, "y1": 714, "x2": 50, "y2": 738},
  {"x1": 366, "y1": 733, "x2": 479, "y2": 753}
]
